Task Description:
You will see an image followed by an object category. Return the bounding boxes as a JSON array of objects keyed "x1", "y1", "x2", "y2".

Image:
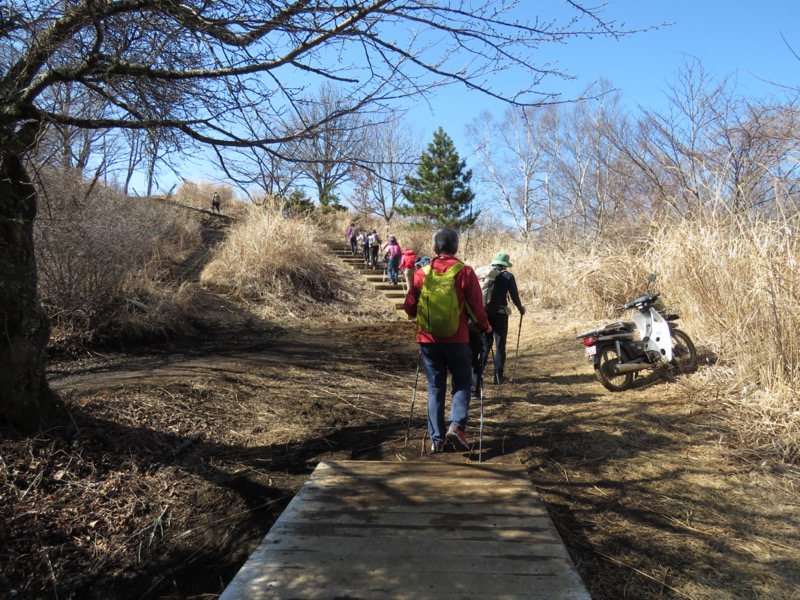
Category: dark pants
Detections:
[
  {"x1": 349, "y1": 236, "x2": 358, "y2": 254},
  {"x1": 469, "y1": 330, "x2": 484, "y2": 398},
  {"x1": 369, "y1": 245, "x2": 379, "y2": 268},
  {"x1": 482, "y1": 312, "x2": 509, "y2": 381}
]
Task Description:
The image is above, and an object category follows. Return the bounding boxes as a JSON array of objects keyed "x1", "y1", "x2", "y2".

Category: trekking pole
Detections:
[
  {"x1": 511, "y1": 313, "x2": 523, "y2": 384},
  {"x1": 404, "y1": 350, "x2": 422, "y2": 446},
  {"x1": 478, "y1": 375, "x2": 484, "y2": 462}
]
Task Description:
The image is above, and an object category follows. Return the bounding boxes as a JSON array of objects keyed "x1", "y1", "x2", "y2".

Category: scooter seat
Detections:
[{"x1": 607, "y1": 321, "x2": 635, "y2": 332}]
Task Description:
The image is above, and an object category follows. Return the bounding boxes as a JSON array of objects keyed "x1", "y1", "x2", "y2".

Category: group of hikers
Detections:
[
  {"x1": 345, "y1": 223, "x2": 426, "y2": 286},
  {"x1": 346, "y1": 223, "x2": 525, "y2": 454}
]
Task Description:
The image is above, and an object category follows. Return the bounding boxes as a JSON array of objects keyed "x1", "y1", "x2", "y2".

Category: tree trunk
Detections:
[{"x1": 0, "y1": 152, "x2": 55, "y2": 431}]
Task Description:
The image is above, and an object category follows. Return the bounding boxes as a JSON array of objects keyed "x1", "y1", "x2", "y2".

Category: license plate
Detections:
[{"x1": 585, "y1": 345, "x2": 597, "y2": 357}]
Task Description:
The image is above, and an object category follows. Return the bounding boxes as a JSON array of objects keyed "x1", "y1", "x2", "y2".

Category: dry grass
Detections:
[
  {"x1": 172, "y1": 180, "x2": 248, "y2": 218},
  {"x1": 199, "y1": 205, "x2": 391, "y2": 322},
  {"x1": 478, "y1": 213, "x2": 800, "y2": 466},
  {"x1": 34, "y1": 170, "x2": 201, "y2": 345}
]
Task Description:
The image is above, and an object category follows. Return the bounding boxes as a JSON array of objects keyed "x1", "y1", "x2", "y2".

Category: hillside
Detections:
[{"x1": 2, "y1": 209, "x2": 798, "y2": 600}]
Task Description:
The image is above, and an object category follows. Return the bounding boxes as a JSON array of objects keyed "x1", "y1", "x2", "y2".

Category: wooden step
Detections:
[{"x1": 219, "y1": 461, "x2": 590, "y2": 600}]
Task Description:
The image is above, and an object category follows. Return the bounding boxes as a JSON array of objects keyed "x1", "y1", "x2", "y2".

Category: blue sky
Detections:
[
  {"x1": 150, "y1": 1, "x2": 800, "y2": 195},
  {"x1": 417, "y1": 0, "x2": 800, "y2": 162}
]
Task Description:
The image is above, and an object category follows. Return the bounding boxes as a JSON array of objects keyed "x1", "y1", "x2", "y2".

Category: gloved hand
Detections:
[
  {"x1": 485, "y1": 323, "x2": 492, "y2": 335},
  {"x1": 519, "y1": 306, "x2": 526, "y2": 316}
]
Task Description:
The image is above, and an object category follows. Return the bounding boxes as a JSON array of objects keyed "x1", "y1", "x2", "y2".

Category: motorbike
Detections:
[{"x1": 575, "y1": 274, "x2": 697, "y2": 391}]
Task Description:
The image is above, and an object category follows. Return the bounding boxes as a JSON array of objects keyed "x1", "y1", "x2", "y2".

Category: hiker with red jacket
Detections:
[
  {"x1": 382, "y1": 235, "x2": 402, "y2": 285},
  {"x1": 399, "y1": 248, "x2": 417, "y2": 287},
  {"x1": 403, "y1": 227, "x2": 491, "y2": 454}
]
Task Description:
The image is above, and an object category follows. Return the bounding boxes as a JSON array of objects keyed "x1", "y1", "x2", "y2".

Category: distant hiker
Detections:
[
  {"x1": 358, "y1": 229, "x2": 370, "y2": 264},
  {"x1": 211, "y1": 191, "x2": 221, "y2": 214},
  {"x1": 382, "y1": 235, "x2": 402, "y2": 285},
  {"x1": 414, "y1": 256, "x2": 431, "y2": 269},
  {"x1": 346, "y1": 223, "x2": 358, "y2": 255},
  {"x1": 399, "y1": 248, "x2": 417, "y2": 287},
  {"x1": 367, "y1": 229, "x2": 382, "y2": 269},
  {"x1": 477, "y1": 252, "x2": 526, "y2": 385},
  {"x1": 403, "y1": 227, "x2": 491, "y2": 454}
]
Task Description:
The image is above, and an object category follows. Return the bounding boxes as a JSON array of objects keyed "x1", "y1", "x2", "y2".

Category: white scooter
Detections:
[{"x1": 575, "y1": 274, "x2": 697, "y2": 391}]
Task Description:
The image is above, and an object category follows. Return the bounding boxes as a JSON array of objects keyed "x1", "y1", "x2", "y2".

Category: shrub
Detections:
[
  {"x1": 200, "y1": 205, "x2": 338, "y2": 307},
  {"x1": 34, "y1": 168, "x2": 200, "y2": 339}
]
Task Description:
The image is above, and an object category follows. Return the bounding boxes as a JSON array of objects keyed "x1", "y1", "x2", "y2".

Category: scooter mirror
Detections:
[{"x1": 647, "y1": 273, "x2": 657, "y2": 284}]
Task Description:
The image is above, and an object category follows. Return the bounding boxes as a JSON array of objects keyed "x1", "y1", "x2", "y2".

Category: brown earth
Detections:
[{"x1": 2, "y1": 213, "x2": 798, "y2": 600}]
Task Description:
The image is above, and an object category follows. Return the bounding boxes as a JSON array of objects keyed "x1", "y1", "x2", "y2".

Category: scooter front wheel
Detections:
[{"x1": 595, "y1": 345, "x2": 634, "y2": 392}]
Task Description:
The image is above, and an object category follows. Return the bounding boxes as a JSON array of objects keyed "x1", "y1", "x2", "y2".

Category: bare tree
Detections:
[
  {"x1": 0, "y1": 0, "x2": 637, "y2": 430},
  {"x1": 228, "y1": 144, "x2": 300, "y2": 202},
  {"x1": 548, "y1": 88, "x2": 640, "y2": 236},
  {"x1": 288, "y1": 83, "x2": 368, "y2": 206},
  {"x1": 350, "y1": 115, "x2": 420, "y2": 223},
  {"x1": 466, "y1": 106, "x2": 559, "y2": 239}
]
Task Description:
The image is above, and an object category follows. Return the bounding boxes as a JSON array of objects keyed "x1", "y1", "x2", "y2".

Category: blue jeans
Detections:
[
  {"x1": 387, "y1": 255, "x2": 400, "y2": 284},
  {"x1": 419, "y1": 343, "x2": 473, "y2": 444}
]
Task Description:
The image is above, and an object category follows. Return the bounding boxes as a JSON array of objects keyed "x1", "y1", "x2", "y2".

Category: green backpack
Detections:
[{"x1": 417, "y1": 260, "x2": 465, "y2": 337}]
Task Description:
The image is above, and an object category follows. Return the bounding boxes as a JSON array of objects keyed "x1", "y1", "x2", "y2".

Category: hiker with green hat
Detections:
[{"x1": 480, "y1": 251, "x2": 525, "y2": 385}]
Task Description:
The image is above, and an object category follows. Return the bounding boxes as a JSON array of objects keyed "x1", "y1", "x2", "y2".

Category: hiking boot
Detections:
[
  {"x1": 494, "y1": 374, "x2": 508, "y2": 385},
  {"x1": 431, "y1": 439, "x2": 448, "y2": 453},
  {"x1": 446, "y1": 423, "x2": 470, "y2": 451}
]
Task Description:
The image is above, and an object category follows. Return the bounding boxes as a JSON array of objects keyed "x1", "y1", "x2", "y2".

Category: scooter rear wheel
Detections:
[
  {"x1": 595, "y1": 345, "x2": 634, "y2": 392},
  {"x1": 668, "y1": 329, "x2": 698, "y2": 373}
]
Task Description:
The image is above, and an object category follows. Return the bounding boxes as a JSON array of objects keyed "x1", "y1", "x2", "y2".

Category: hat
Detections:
[{"x1": 491, "y1": 252, "x2": 513, "y2": 267}]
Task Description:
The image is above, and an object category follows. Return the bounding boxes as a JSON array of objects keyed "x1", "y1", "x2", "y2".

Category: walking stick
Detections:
[
  {"x1": 404, "y1": 350, "x2": 422, "y2": 446},
  {"x1": 478, "y1": 375, "x2": 484, "y2": 462},
  {"x1": 511, "y1": 313, "x2": 523, "y2": 384}
]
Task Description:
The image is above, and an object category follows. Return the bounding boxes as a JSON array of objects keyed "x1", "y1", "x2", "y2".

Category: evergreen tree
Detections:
[{"x1": 400, "y1": 127, "x2": 478, "y2": 229}]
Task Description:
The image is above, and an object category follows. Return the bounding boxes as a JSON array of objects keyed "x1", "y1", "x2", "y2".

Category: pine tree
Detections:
[{"x1": 400, "y1": 127, "x2": 478, "y2": 229}]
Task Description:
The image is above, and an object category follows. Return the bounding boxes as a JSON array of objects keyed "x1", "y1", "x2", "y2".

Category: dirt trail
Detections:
[{"x1": 9, "y1": 216, "x2": 799, "y2": 600}]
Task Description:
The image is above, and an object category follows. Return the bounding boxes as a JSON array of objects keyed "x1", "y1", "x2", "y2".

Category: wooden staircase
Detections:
[{"x1": 325, "y1": 239, "x2": 408, "y2": 314}]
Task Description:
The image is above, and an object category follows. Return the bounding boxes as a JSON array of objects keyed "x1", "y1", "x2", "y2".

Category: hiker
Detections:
[
  {"x1": 382, "y1": 235, "x2": 402, "y2": 285},
  {"x1": 480, "y1": 252, "x2": 526, "y2": 385},
  {"x1": 358, "y1": 229, "x2": 370, "y2": 265},
  {"x1": 367, "y1": 229, "x2": 382, "y2": 269},
  {"x1": 399, "y1": 248, "x2": 417, "y2": 287},
  {"x1": 345, "y1": 223, "x2": 358, "y2": 255},
  {"x1": 403, "y1": 227, "x2": 491, "y2": 454},
  {"x1": 211, "y1": 191, "x2": 221, "y2": 214}
]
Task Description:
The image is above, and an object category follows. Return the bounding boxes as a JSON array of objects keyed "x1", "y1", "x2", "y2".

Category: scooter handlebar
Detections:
[{"x1": 618, "y1": 293, "x2": 660, "y2": 311}]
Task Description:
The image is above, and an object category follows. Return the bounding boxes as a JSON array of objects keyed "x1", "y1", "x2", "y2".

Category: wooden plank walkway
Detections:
[{"x1": 219, "y1": 460, "x2": 590, "y2": 600}]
